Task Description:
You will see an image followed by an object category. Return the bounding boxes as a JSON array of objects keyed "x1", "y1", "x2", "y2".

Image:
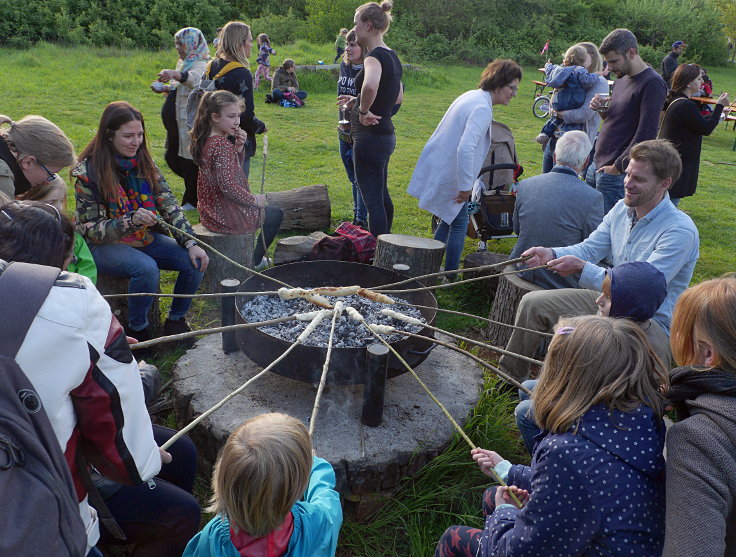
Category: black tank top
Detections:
[{"x1": 351, "y1": 47, "x2": 402, "y2": 136}]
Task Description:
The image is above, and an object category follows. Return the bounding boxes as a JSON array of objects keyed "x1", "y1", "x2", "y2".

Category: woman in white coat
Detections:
[
  {"x1": 408, "y1": 59, "x2": 521, "y2": 271},
  {"x1": 154, "y1": 27, "x2": 210, "y2": 210}
]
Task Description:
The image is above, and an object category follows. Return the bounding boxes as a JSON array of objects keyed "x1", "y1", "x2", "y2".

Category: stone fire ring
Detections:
[{"x1": 172, "y1": 332, "x2": 483, "y2": 513}]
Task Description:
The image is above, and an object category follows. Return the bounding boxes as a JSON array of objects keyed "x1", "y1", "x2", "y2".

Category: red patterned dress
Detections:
[{"x1": 197, "y1": 135, "x2": 262, "y2": 234}]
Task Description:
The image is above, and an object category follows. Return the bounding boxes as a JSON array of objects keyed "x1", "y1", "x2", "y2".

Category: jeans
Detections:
[
  {"x1": 353, "y1": 131, "x2": 396, "y2": 236},
  {"x1": 542, "y1": 137, "x2": 557, "y2": 173},
  {"x1": 433, "y1": 202, "x2": 468, "y2": 271},
  {"x1": 90, "y1": 232, "x2": 204, "y2": 330},
  {"x1": 514, "y1": 379, "x2": 541, "y2": 454},
  {"x1": 272, "y1": 89, "x2": 308, "y2": 101},
  {"x1": 585, "y1": 164, "x2": 625, "y2": 214},
  {"x1": 253, "y1": 205, "x2": 284, "y2": 263},
  {"x1": 339, "y1": 138, "x2": 367, "y2": 223}
]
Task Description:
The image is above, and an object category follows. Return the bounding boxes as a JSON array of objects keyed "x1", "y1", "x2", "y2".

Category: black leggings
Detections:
[
  {"x1": 435, "y1": 487, "x2": 497, "y2": 557},
  {"x1": 97, "y1": 425, "x2": 200, "y2": 557},
  {"x1": 254, "y1": 205, "x2": 284, "y2": 263},
  {"x1": 161, "y1": 91, "x2": 199, "y2": 207},
  {"x1": 352, "y1": 131, "x2": 395, "y2": 237}
]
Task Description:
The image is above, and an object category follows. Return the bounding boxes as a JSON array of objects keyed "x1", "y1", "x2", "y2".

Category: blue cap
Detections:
[{"x1": 672, "y1": 41, "x2": 687, "y2": 49}]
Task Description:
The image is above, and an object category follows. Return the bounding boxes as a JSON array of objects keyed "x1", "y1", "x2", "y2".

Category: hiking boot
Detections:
[{"x1": 163, "y1": 318, "x2": 196, "y2": 350}]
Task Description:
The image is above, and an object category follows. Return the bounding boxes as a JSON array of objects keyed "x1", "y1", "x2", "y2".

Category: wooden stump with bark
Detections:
[
  {"x1": 273, "y1": 231, "x2": 329, "y2": 265},
  {"x1": 373, "y1": 234, "x2": 446, "y2": 279},
  {"x1": 462, "y1": 251, "x2": 509, "y2": 299},
  {"x1": 193, "y1": 223, "x2": 254, "y2": 293},
  {"x1": 266, "y1": 185, "x2": 331, "y2": 230},
  {"x1": 487, "y1": 265, "x2": 545, "y2": 347},
  {"x1": 97, "y1": 276, "x2": 161, "y2": 333}
]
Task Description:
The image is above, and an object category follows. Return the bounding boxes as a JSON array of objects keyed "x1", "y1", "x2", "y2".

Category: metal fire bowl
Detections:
[{"x1": 235, "y1": 261, "x2": 437, "y2": 385}]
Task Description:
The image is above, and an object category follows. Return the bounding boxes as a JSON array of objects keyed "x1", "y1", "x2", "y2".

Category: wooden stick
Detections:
[
  {"x1": 308, "y1": 303, "x2": 344, "y2": 436},
  {"x1": 395, "y1": 330, "x2": 533, "y2": 395},
  {"x1": 160, "y1": 310, "x2": 330, "y2": 450},
  {"x1": 155, "y1": 217, "x2": 292, "y2": 289},
  {"x1": 394, "y1": 301, "x2": 554, "y2": 337},
  {"x1": 368, "y1": 254, "x2": 534, "y2": 290},
  {"x1": 103, "y1": 290, "x2": 280, "y2": 299},
  {"x1": 130, "y1": 316, "x2": 297, "y2": 350},
  {"x1": 373, "y1": 264, "x2": 550, "y2": 294}
]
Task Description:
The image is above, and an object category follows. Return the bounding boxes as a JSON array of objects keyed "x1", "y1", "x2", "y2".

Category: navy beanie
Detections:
[{"x1": 608, "y1": 261, "x2": 667, "y2": 323}]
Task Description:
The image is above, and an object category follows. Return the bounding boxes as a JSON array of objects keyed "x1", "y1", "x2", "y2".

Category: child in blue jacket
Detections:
[
  {"x1": 435, "y1": 315, "x2": 667, "y2": 557},
  {"x1": 254, "y1": 33, "x2": 276, "y2": 90},
  {"x1": 183, "y1": 413, "x2": 343, "y2": 557},
  {"x1": 536, "y1": 44, "x2": 600, "y2": 146}
]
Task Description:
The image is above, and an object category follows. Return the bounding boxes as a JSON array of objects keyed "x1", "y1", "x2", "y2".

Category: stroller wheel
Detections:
[{"x1": 533, "y1": 96, "x2": 551, "y2": 119}]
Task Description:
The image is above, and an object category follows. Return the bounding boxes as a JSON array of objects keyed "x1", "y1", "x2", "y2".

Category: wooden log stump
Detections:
[
  {"x1": 373, "y1": 234, "x2": 445, "y2": 279},
  {"x1": 462, "y1": 251, "x2": 509, "y2": 299},
  {"x1": 487, "y1": 265, "x2": 545, "y2": 347},
  {"x1": 266, "y1": 185, "x2": 331, "y2": 230},
  {"x1": 193, "y1": 223, "x2": 254, "y2": 293},
  {"x1": 96, "y1": 275, "x2": 161, "y2": 333},
  {"x1": 273, "y1": 231, "x2": 328, "y2": 265}
]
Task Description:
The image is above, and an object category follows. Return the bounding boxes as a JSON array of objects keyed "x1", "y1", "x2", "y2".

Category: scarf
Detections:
[
  {"x1": 229, "y1": 513, "x2": 294, "y2": 557},
  {"x1": 173, "y1": 27, "x2": 211, "y2": 87},
  {"x1": 108, "y1": 156, "x2": 157, "y2": 245},
  {"x1": 0, "y1": 136, "x2": 31, "y2": 195},
  {"x1": 666, "y1": 366, "x2": 736, "y2": 419}
]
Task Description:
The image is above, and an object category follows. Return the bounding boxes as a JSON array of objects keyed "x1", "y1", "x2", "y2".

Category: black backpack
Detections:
[{"x1": 0, "y1": 262, "x2": 87, "y2": 556}]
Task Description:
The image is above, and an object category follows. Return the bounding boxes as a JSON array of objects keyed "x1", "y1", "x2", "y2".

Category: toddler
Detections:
[
  {"x1": 334, "y1": 28, "x2": 348, "y2": 63},
  {"x1": 254, "y1": 33, "x2": 276, "y2": 89}
]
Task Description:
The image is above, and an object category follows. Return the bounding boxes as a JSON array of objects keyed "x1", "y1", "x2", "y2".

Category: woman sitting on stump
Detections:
[
  {"x1": 271, "y1": 59, "x2": 308, "y2": 102},
  {"x1": 73, "y1": 101, "x2": 208, "y2": 344},
  {"x1": 436, "y1": 315, "x2": 667, "y2": 557},
  {"x1": 190, "y1": 90, "x2": 283, "y2": 270}
]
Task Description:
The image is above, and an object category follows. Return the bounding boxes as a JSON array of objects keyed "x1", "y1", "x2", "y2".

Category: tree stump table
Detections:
[
  {"x1": 96, "y1": 276, "x2": 161, "y2": 333},
  {"x1": 193, "y1": 224, "x2": 254, "y2": 293},
  {"x1": 265, "y1": 185, "x2": 331, "y2": 230},
  {"x1": 487, "y1": 265, "x2": 545, "y2": 347},
  {"x1": 462, "y1": 251, "x2": 509, "y2": 299},
  {"x1": 373, "y1": 234, "x2": 445, "y2": 279}
]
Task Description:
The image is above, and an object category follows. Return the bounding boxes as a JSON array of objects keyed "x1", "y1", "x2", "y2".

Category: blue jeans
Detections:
[
  {"x1": 585, "y1": 165, "x2": 625, "y2": 214},
  {"x1": 514, "y1": 379, "x2": 541, "y2": 454},
  {"x1": 434, "y1": 202, "x2": 468, "y2": 272},
  {"x1": 272, "y1": 89, "x2": 308, "y2": 101},
  {"x1": 90, "y1": 232, "x2": 204, "y2": 330},
  {"x1": 339, "y1": 138, "x2": 367, "y2": 223},
  {"x1": 353, "y1": 131, "x2": 396, "y2": 236},
  {"x1": 542, "y1": 137, "x2": 556, "y2": 173}
]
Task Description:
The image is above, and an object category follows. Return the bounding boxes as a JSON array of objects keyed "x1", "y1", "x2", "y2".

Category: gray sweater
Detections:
[{"x1": 664, "y1": 393, "x2": 736, "y2": 556}]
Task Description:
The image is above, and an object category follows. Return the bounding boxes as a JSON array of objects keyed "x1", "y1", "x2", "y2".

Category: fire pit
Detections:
[{"x1": 235, "y1": 261, "x2": 437, "y2": 385}]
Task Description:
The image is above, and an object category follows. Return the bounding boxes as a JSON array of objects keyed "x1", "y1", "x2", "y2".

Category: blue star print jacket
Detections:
[{"x1": 482, "y1": 404, "x2": 666, "y2": 557}]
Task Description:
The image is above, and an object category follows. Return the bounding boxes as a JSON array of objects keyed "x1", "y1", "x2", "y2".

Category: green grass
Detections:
[{"x1": 3, "y1": 42, "x2": 736, "y2": 556}]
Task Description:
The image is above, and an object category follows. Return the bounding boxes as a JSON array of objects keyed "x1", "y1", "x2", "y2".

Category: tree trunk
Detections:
[
  {"x1": 273, "y1": 231, "x2": 329, "y2": 265},
  {"x1": 266, "y1": 185, "x2": 331, "y2": 230},
  {"x1": 96, "y1": 276, "x2": 161, "y2": 333},
  {"x1": 373, "y1": 234, "x2": 446, "y2": 279},
  {"x1": 462, "y1": 251, "x2": 509, "y2": 299},
  {"x1": 193, "y1": 224, "x2": 254, "y2": 293},
  {"x1": 487, "y1": 265, "x2": 545, "y2": 346}
]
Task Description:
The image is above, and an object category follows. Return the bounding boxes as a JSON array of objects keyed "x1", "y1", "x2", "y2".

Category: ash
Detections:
[{"x1": 240, "y1": 293, "x2": 426, "y2": 347}]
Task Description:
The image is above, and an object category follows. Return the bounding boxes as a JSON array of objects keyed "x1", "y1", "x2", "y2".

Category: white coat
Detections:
[
  {"x1": 407, "y1": 89, "x2": 493, "y2": 224},
  {"x1": 173, "y1": 59, "x2": 208, "y2": 159}
]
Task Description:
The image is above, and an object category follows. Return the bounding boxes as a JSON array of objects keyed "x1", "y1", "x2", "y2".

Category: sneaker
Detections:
[
  {"x1": 535, "y1": 133, "x2": 550, "y2": 146},
  {"x1": 254, "y1": 257, "x2": 272, "y2": 271},
  {"x1": 163, "y1": 318, "x2": 196, "y2": 350},
  {"x1": 181, "y1": 202, "x2": 196, "y2": 211}
]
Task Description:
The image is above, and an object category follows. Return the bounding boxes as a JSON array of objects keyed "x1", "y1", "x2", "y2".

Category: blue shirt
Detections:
[{"x1": 553, "y1": 194, "x2": 699, "y2": 333}]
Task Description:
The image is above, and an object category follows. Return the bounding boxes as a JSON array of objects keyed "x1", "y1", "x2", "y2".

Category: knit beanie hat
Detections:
[{"x1": 609, "y1": 261, "x2": 667, "y2": 323}]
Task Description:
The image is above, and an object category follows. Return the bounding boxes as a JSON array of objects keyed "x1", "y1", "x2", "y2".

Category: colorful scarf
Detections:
[
  {"x1": 174, "y1": 27, "x2": 211, "y2": 85},
  {"x1": 108, "y1": 156, "x2": 157, "y2": 245}
]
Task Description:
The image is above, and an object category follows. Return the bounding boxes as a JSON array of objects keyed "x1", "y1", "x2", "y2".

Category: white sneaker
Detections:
[
  {"x1": 254, "y1": 257, "x2": 272, "y2": 271},
  {"x1": 181, "y1": 202, "x2": 196, "y2": 211}
]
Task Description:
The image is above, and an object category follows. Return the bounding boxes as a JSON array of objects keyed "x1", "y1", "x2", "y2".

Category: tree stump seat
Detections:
[
  {"x1": 462, "y1": 251, "x2": 510, "y2": 298},
  {"x1": 273, "y1": 231, "x2": 329, "y2": 265},
  {"x1": 96, "y1": 275, "x2": 161, "y2": 332},
  {"x1": 487, "y1": 265, "x2": 545, "y2": 348},
  {"x1": 373, "y1": 234, "x2": 445, "y2": 279},
  {"x1": 265, "y1": 185, "x2": 331, "y2": 230},
  {"x1": 193, "y1": 223, "x2": 254, "y2": 293}
]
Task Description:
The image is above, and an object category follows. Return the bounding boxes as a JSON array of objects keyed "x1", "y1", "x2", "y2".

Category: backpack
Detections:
[
  {"x1": 0, "y1": 262, "x2": 87, "y2": 556},
  {"x1": 186, "y1": 60, "x2": 244, "y2": 131}
]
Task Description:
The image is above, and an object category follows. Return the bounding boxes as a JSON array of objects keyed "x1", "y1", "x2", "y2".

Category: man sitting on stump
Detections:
[{"x1": 499, "y1": 139, "x2": 699, "y2": 383}]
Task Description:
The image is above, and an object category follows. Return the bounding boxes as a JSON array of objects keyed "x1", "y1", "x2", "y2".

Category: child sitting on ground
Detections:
[
  {"x1": 436, "y1": 315, "x2": 667, "y2": 557},
  {"x1": 514, "y1": 260, "x2": 671, "y2": 454},
  {"x1": 189, "y1": 90, "x2": 283, "y2": 270},
  {"x1": 272, "y1": 59, "x2": 308, "y2": 105},
  {"x1": 182, "y1": 413, "x2": 343, "y2": 557},
  {"x1": 535, "y1": 44, "x2": 600, "y2": 146},
  {"x1": 254, "y1": 33, "x2": 276, "y2": 90}
]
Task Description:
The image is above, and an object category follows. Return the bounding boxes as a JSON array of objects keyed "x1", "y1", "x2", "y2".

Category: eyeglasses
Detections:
[
  {"x1": 506, "y1": 85, "x2": 519, "y2": 93},
  {"x1": 37, "y1": 160, "x2": 57, "y2": 183}
]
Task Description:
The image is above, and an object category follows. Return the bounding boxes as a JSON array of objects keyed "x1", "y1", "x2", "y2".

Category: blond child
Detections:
[
  {"x1": 183, "y1": 413, "x2": 342, "y2": 557},
  {"x1": 254, "y1": 33, "x2": 276, "y2": 89},
  {"x1": 333, "y1": 28, "x2": 348, "y2": 63}
]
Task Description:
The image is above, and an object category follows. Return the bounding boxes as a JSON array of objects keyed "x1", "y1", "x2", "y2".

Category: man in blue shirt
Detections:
[{"x1": 499, "y1": 139, "x2": 699, "y2": 382}]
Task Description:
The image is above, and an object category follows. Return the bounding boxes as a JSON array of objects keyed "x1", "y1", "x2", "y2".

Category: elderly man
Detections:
[
  {"x1": 510, "y1": 131, "x2": 603, "y2": 289},
  {"x1": 499, "y1": 139, "x2": 699, "y2": 382},
  {"x1": 588, "y1": 29, "x2": 667, "y2": 213},
  {"x1": 661, "y1": 41, "x2": 686, "y2": 87}
]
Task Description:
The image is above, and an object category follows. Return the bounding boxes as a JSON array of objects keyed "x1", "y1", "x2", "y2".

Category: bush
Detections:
[{"x1": 249, "y1": 10, "x2": 309, "y2": 46}]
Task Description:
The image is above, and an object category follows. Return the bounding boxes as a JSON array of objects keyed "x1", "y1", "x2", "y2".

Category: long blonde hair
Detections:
[
  {"x1": 208, "y1": 413, "x2": 312, "y2": 537},
  {"x1": 0, "y1": 115, "x2": 76, "y2": 169},
  {"x1": 533, "y1": 316, "x2": 667, "y2": 433},
  {"x1": 216, "y1": 21, "x2": 251, "y2": 69}
]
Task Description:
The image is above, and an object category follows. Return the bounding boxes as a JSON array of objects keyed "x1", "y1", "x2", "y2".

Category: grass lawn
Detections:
[{"x1": 3, "y1": 41, "x2": 735, "y2": 556}]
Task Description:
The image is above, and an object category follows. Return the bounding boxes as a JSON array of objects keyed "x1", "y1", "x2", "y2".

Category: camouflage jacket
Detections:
[{"x1": 72, "y1": 158, "x2": 195, "y2": 247}]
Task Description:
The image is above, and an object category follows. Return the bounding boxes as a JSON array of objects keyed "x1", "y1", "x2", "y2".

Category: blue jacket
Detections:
[
  {"x1": 545, "y1": 63, "x2": 600, "y2": 112},
  {"x1": 183, "y1": 457, "x2": 342, "y2": 557},
  {"x1": 481, "y1": 404, "x2": 666, "y2": 557}
]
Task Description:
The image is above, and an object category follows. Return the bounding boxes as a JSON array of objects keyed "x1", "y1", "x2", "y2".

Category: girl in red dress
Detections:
[{"x1": 190, "y1": 90, "x2": 282, "y2": 268}]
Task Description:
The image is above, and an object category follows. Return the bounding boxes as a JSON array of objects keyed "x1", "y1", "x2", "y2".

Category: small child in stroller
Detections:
[{"x1": 536, "y1": 45, "x2": 600, "y2": 146}]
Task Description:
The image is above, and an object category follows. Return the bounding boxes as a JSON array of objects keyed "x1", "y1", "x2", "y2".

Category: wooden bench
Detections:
[{"x1": 532, "y1": 80, "x2": 548, "y2": 97}]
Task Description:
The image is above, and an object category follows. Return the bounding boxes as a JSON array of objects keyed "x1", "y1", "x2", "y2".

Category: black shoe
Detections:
[
  {"x1": 126, "y1": 325, "x2": 155, "y2": 359},
  {"x1": 352, "y1": 219, "x2": 368, "y2": 229},
  {"x1": 163, "y1": 318, "x2": 196, "y2": 350}
]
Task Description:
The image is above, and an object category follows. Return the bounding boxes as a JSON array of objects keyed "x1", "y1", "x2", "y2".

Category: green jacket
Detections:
[
  {"x1": 272, "y1": 67, "x2": 300, "y2": 92},
  {"x1": 68, "y1": 232, "x2": 97, "y2": 284},
  {"x1": 335, "y1": 34, "x2": 346, "y2": 49}
]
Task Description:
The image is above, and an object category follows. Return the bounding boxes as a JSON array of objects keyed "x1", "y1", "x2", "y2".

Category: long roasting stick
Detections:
[{"x1": 308, "y1": 302, "x2": 344, "y2": 436}]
